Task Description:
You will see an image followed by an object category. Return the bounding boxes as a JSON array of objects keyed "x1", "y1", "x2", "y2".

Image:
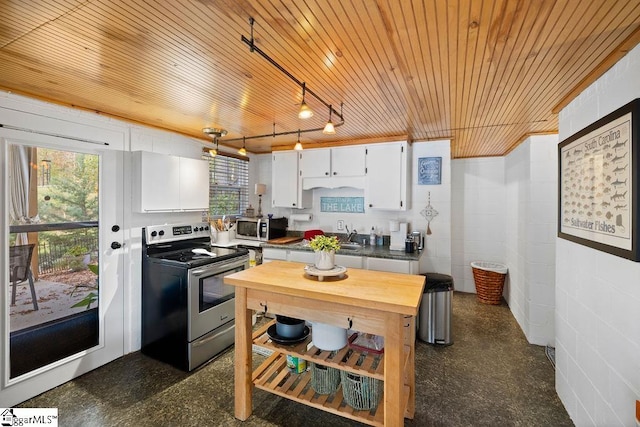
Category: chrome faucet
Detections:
[{"x1": 344, "y1": 225, "x2": 358, "y2": 242}]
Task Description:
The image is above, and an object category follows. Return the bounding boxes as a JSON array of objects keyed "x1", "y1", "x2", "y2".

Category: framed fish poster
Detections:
[{"x1": 558, "y1": 98, "x2": 640, "y2": 261}]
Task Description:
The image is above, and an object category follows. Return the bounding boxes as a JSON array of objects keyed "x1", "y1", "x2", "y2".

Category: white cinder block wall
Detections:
[
  {"x1": 451, "y1": 139, "x2": 557, "y2": 347},
  {"x1": 556, "y1": 44, "x2": 640, "y2": 426},
  {"x1": 451, "y1": 157, "x2": 506, "y2": 293},
  {"x1": 504, "y1": 136, "x2": 558, "y2": 347}
]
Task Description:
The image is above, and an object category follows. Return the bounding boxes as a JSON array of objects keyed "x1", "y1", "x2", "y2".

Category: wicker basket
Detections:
[
  {"x1": 471, "y1": 261, "x2": 508, "y2": 305},
  {"x1": 310, "y1": 363, "x2": 341, "y2": 394},
  {"x1": 340, "y1": 370, "x2": 382, "y2": 410}
]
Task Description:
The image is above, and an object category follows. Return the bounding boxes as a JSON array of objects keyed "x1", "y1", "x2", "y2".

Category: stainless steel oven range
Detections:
[{"x1": 141, "y1": 222, "x2": 249, "y2": 371}]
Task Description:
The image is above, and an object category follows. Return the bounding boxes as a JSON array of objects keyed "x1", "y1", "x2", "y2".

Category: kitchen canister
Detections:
[
  {"x1": 311, "y1": 322, "x2": 347, "y2": 351},
  {"x1": 286, "y1": 355, "x2": 306, "y2": 374}
]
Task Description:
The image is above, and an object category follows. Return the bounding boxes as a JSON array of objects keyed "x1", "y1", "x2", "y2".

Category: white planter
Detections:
[{"x1": 314, "y1": 250, "x2": 335, "y2": 270}]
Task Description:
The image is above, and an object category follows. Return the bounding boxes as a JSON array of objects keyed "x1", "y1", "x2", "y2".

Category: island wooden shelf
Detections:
[
  {"x1": 252, "y1": 319, "x2": 412, "y2": 382},
  {"x1": 226, "y1": 260, "x2": 425, "y2": 426},
  {"x1": 251, "y1": 319, "x2": 412, "y2": 426}
]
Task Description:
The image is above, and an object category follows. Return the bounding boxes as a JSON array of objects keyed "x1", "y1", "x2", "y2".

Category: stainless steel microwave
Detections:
[{"x1": 235, "y1": 217, "x2": 288, "y2": 241}]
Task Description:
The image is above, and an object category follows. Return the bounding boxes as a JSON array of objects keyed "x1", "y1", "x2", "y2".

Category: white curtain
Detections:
[{"x1": 8, "y1": 144, "x2": 32, "y2": 245}]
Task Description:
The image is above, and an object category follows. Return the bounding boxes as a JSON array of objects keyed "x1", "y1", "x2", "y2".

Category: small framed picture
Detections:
[{"x1": 418, "y1": 157, "x2": 442, "y2": 185}]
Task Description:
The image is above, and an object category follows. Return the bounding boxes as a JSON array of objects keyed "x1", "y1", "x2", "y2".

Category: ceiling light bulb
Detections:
[
  {"x1": 323, "y1": 120, "x2": 335, "y2": 134},
  {"x1": 238, "y1": 137, "x2": 247, "y2": 156},
  {"x1": 209, "y1": 147, "x2": 217, "y2": 157},
  {"x1": 298, "y1": 101, "x2": 313, "y2": 119}
]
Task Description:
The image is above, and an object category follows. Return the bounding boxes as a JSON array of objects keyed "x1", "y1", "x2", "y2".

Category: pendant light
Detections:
[
  {"x1": 294, "y1": 130, "x2": 303, "y2": 150},
  {"x1": 238, "y1": 137, "x2": 247, "y2": 156},
  {"x1": 323, "y1": 104, "x2": 336, "y2": 134},
  {"x1": 298, "y1": 83, "x2": 313, "y2": 119}
]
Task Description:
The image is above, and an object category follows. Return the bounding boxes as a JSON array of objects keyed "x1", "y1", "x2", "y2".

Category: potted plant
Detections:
[{"x1": 309, "y1": 235, "x2": 341, "y2": 270}]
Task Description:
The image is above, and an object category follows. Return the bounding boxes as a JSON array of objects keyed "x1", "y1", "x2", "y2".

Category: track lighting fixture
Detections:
[
  {"x1": 204, "y1": 19, "x2": 345, "y2": 150},
  {"x1": 298, "y1": 83, "x2": 313, "y2": 119},
  {"x1": 323, "y1": 104, "x2": 336, "y2": 134},
  {"x1": 238, "y1": 137, "x2": 247, "y2": 156},
  {"x1": 202, "y1": 127, "x2": 227, "y2": 156}
]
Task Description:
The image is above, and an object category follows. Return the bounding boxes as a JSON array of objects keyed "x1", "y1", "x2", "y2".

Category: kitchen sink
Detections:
[{"x1": 339, "y1": 242, "x2": 362, "y2": 250}]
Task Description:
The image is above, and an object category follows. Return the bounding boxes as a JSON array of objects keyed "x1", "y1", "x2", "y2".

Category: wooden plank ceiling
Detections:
[{"x1": 1, "y1": 0, "x2": 639, "y2": 158}]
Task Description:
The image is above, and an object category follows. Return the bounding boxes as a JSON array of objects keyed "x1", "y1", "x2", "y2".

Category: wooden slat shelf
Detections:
[
  {"x1": 253, "y1": 352, "x2": 388, "y2": 427},
  {"x1": 253, "y1": 320, "x2": 385, "y2": 380},
  {"x1": 254, "y1": 320, "x2": 412, "y2": 381},
  {"x1": 251, "y1": 319, "x2": 413, "y2": 426}
]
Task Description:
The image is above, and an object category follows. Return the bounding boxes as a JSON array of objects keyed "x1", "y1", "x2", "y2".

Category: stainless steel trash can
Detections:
[{"x1": 418, "y1": 273, "x2": 453, "y2": 345}]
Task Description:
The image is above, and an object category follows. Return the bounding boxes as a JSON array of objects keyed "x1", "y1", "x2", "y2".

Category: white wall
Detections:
[
  {"x1": 451, "y1": 157, "x2": 506, "y2": 293},
  {"x1": 450, "y1": 138, "x2": 557, "y2": 347},
  {"x1": 556, "y1": 44, "x2": 640, "y2": 426},
  {"x1": 504, "y1": 135, "x2": 558, "y2": 346},
  {"x1": 256, "y1": 140, "x2": 452, "y2": 275}
]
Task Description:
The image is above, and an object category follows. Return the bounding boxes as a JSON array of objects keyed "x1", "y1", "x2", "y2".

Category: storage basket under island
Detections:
[{"x1": 471, "y1": 261, "x2": 508, "y2": 305}]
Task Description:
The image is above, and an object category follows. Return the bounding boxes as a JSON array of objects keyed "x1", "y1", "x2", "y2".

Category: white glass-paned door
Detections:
[{"x1": 1, "y1": 136, "x2": 124, "y2": 407}]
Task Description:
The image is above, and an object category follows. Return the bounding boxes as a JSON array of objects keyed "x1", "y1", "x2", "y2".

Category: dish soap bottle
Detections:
[{"x1": 370, "y1": 227, "x2": 377, "y2": 246}]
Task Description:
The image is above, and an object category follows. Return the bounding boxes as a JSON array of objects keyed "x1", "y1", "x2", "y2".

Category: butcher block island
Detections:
[{"x1": 224, "y1": 260, "x2": 425, "y2": 426}]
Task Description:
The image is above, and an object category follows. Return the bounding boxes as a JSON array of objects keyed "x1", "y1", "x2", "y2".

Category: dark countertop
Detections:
[{"x1": 261, "y1": 240, "x2": 423, "y2": 261}]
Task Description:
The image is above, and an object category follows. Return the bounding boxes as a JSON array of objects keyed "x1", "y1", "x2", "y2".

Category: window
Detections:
[{"x1": 203, "y1": 153, "x2": 249, "y2": 217}]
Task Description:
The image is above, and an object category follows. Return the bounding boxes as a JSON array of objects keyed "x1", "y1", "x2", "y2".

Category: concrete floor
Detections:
[{"x1": 18, "y1": 292, "x2": 573, "y2": 426}]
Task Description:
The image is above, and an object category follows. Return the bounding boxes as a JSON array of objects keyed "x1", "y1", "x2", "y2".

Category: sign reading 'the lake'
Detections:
[{"x1": 320, "y1": 197, "x2": 365, "y2": 213}]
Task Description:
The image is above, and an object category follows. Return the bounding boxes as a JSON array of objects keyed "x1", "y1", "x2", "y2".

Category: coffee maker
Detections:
[
  {"x1": 411, "y1": 231, "x2": 424, "y2": 251},
  {"x1": 389, "y1": 220, "x2": 408, "y2": 251}
]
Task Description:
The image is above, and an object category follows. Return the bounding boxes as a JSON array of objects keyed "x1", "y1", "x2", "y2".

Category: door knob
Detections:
[{"x1": 111, "y1": 242, "x2": 122, "y2": 250}]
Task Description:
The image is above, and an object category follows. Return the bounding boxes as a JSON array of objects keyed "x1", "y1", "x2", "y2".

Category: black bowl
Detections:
[{"x1": 275, "y1": 315, "x2": 305, "y2": 339}]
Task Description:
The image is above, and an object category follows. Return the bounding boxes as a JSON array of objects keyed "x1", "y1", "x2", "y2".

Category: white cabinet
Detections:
[
  {"x1": 301, "y1": 146, "x2": 366, "y2": 189},
  {"x1": 365, "y1": 141, "x2": 410, "y2": 211},
  {"x1": 366, "y1": 257, "x2": 419, "y2": 274},
  {"x1": 335, "y1": 254, "x2": 363, "y2": 269},
  {"x1": 300, "y1": 148, "x2": 331, "y2": 178},
  {"x1": 287, "y1": 250, "x2": 315, "y2": 264},
  {"x1": 179, "y1": 156, "x2": 210, "y2": 210},
  {"x1": 271, "y1": 151, "x2": 311, "y2": 209},
  {"x1": 262, "y1": 248, "x2": 288, "y2": 261},
  {"x1": 133, "y1": 151, "x2": 209, "y2": 212}
]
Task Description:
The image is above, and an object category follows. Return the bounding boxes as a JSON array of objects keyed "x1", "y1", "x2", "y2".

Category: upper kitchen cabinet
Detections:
[
  {"x1": 301, "y1": 146, "x2": 366, "y2": 189},
  {"x1": 133, "y1": 151, "x2": 209, "y2": 212},
  {"x1": 272, "y1": 150, "x2": 311, "y2": 209},
  {"x1": 365, "y1": 141, "x2": 410, "y2": 211}
]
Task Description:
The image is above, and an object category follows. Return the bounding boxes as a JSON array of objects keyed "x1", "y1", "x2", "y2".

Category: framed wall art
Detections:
[
  {"x1": 418, "y1": 157, "x2": 442, "y2": 185},
  {"x1": 558, "y1": 98, "x2": 640, "y2": 261}
]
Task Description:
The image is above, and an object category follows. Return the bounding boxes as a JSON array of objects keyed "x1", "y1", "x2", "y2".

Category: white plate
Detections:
[{"x1": 304, "y1": 264, "x2": 347, "y2": 276}]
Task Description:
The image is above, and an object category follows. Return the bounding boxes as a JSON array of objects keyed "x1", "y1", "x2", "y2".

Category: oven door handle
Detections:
[{"x1": 191, "y1": 269, "x2": 212, "y2": 277}]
